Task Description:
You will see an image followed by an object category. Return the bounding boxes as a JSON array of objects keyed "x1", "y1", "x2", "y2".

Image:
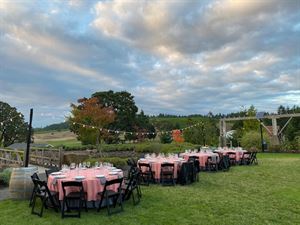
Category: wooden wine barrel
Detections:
[{"x1": 9, "y1": 166, "x2": 38, "y2": 200}]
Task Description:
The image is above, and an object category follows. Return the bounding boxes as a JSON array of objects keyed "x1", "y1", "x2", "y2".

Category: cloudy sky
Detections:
[{"x1": 0, "y1": 0, "x2": 299, "y2": 127}]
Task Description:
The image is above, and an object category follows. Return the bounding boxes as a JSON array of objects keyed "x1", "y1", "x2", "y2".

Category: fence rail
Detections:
[{"x1": 0, "y1": 148, "x2": 64, "y2": 168}]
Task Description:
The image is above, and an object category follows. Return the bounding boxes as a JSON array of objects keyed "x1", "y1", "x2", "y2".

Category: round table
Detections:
[{"x1": 47, "y1": 167, "x2": 123, "y2": 201}]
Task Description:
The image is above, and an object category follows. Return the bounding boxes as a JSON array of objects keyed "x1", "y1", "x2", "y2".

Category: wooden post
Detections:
[
  {"x1": 41, "y1": 149, "x2": 44, "y2": 166},
  {"x1": 271, "y1": 117, "x2": 280, "y2": 145},
  {"x1": 24, "y1": 108, "x2": 33, "y2": 167},
  {"x1": 59, "y1": 148, "x2": 64, "y2": 169},
  {"x1": 259, "y1": 119, "x2": 264, "y2": 152}
]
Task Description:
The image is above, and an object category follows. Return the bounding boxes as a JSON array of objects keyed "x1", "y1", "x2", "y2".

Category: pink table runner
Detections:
[
  {"x1": 47, "y1": 168, "x2": 123, "y2": 201},
  {"x1": 181, "y1": 152, "x2": 219, "y2": 167}
]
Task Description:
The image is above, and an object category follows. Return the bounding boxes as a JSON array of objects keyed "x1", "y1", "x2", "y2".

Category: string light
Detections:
[
  {"x1": 0, "y1": 113, "x2": 23, "y2": 125},
  {"x1": 68, "y1": 120, "x2": 201, "y2": 136}
]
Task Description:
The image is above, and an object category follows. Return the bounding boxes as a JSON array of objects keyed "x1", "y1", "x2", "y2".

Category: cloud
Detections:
[{"x1": 0, "y1": 0, "x2": 299, "y2": 126}]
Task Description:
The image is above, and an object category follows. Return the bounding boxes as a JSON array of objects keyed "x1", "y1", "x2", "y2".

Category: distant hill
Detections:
[{"x1": 34, "y1": 121, "x2": 69, "y2": 133}]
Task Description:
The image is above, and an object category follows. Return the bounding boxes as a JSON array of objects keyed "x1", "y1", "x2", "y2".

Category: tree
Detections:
[
  {"x1": 183, "y1": 120, "x2": 219, "y2": 146},
  {"x1": 135, "y1": 110, "x2": 156, "y2": 140},
  {"x1": 0, "y1": 101, "x2": 28, "y2": 147},
  {"x1": 152, "y1": 120, "x2": 177, "y2": 132},
  {"x1": 92, "y1": 91, "x2": 155, "y2": 141},
  {"x1": 172, "y1": 130, "x2": 184, "y2": 143},
  {"x1": 243, "y1": 105, "x2": 260, "y2": 131},
  {"x1": 69, "y1": 97, "x2": 115, "y2": 150},
  {"x1": 92, "y1": 91, "x2": 137, "y2": 133}
]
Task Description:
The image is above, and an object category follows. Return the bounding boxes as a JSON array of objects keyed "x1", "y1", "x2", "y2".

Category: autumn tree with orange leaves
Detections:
[
  {"x1": 172, "y1": 129, "x2": 184, "y2": 143},
  {"x1": 69, "y1": 97, "x2": 115, "y2": 154}
]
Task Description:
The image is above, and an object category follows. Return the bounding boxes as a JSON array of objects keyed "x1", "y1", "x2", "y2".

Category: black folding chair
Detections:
[
  {"x1": 138, "y1": 163, "x2": 155, "y2": 185},
  {"x1": 188, "y1": 158, "x2": 200, "y2": 181},
  {"x1": 206, "y1": 156, "x2": 218, "y2": 172},
  {"x1": 250, "y1": 152, "x2": 258, "y2": 165},
  {"x1": 122, "y1": 170, "x2": 141, "y2": 205},
  {"x1": 61, "y1": 181, "x2": 87, "y2": 218},
  {"x1": 178, "y1": 161, "x2": 194, "y2": 185},
  {"x1": 227, "y1": 152, "x2": 237, "y2": 166},
  {"x1": 29, "y1": 173, "x2": 41, "y2": 207},
  {"x1": 97, "y1": 177, "x2": 124, "y2": 215},
  {"x1": 218, "y1": 155, "x2": 230, "y2": 171},
  {"x1": 31, "y1": 179, "x2": 59, "y2": 217},
  {"x1": 241, "y1": 152, "x2": 252, "y2": 165},
  {"x1": 160, "y1": 163, "x2": 175, "y2": 186}
]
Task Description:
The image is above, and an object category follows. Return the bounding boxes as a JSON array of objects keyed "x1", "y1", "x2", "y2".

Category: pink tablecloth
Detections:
[
  {"x1": 47, "y1": 168, "x2": 123, "y2": 201},
  {"x1": 181, "y1": 152, "x2": 219, "y2": 167},
  {"x1": 138, "y1": 158, "x2": 184, "y2": 180}
]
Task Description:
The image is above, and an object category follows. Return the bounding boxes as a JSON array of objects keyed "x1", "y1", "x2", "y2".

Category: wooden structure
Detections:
[
  {"x1": 0, "y1": 148, "x2": 64, "y2": 168},
  {"x1": 219, "y1": 113, "x2": 300, "y2": 147}
]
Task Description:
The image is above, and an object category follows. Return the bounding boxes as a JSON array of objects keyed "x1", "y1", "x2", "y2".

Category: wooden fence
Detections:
[{"x1": 0, "y1": 148, "x2": 64, "y2": 168}]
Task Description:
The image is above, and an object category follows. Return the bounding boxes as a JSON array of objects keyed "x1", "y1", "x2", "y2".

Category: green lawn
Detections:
[{"x1": 0, "y1": 153, "x2": 299, "y2": 225}]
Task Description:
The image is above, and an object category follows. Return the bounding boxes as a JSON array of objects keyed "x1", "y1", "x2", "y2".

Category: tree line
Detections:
[{"x1": 1, "y1": 92, "x2": 299, "y2": 150}]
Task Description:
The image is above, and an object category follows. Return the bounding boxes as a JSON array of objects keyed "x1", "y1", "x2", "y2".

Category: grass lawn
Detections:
[{"x1": 0, "y1": 153, "x2": 299, "y2": 225}]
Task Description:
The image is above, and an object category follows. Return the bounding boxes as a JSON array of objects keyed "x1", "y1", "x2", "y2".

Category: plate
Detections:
[
  {"x1": 112, "y1": 169, "x2": 122, "y2": 172},
  {"x1": 74, "y1": 176, "x2": 85, "y2": 180},
  {"x1": 51, "y1": 172, "x2": 62, "y2": 175},
  {"x1": 96, "y1": 174, "x2": 105, "y2": 178},
  {"x1": 109, "y1": 172, "x2": 118, "y2": 175},
  {"x1": 54, "y1": 175, "x2": 66, "y2": 179}
]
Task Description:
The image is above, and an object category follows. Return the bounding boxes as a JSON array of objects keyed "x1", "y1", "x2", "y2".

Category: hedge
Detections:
[{"x1": 62, "y1": 142, "x2": 200, "y2": 154}]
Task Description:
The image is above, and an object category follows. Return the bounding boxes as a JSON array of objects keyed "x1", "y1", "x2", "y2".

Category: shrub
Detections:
[
  {"x1": 160, "y1": 133, "x2": 172, "y2": 144},
  {"x1": 140, "y1": 143, "x2": 162, "y2": 153},
  {"x1": 241, "y1": 131, "x2": 270, "y2": 151},
  {"x1": 0, "y1": 168, "x2": 12, "y2": 185}
]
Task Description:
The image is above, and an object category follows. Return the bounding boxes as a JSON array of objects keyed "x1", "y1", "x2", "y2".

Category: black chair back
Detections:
[
  {"x1": 178, "y1": 161, "x2": 194, "y2": 185},
  {"x1": 160, "y1": 163, "x2": 175, "y2": 186},
  {"x1": 138, "y1": 163, "x2": 155, "y2": 185},
  {"x1": 45, "y1": 167, "x2": 59, "y2": 179},
  {"x1": 98, "y1": 177, "x2": 124, "y2": 215}
]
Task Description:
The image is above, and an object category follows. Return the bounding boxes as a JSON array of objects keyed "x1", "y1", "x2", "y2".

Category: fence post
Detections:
[
  {"x1": 59, "y1": 148, "x2": 64, "y2": 169},
  {"x1": 41, "y1": 149, "x2": 44, "y2": 166}
]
